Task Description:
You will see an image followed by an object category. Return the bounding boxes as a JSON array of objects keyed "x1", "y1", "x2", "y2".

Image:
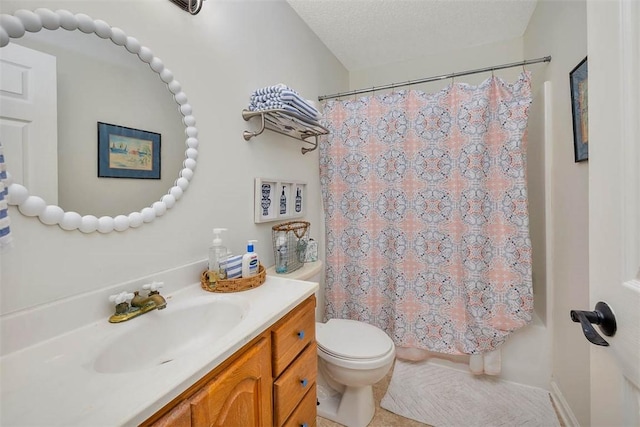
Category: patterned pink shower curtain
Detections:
[{"x1": 319, "y1": 72, "x2": 533, "y2": 355}]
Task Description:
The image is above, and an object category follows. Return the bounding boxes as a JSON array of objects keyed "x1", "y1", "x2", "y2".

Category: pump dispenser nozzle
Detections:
[{"x1": 212, "y1": 228, "x2": 228, "y2": 246}]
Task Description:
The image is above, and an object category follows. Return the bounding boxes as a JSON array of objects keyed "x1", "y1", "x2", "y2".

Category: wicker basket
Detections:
[
  {"x1": 200, "y1": 264, "x2": 266, "y2": 293},
  {"x1": 272, "y1": 221, "x2": 310, "y2": 274}
]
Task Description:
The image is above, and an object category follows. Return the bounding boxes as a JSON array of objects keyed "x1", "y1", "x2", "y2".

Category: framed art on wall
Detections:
[
  {"x1": 98, "y1": 122, "x2": 161, "y2": 178},
  {"x1": 570, "y1": 57, "x2": 588, "y2": 162},
  {"x1": 254, "y1": 178, "x2": 306, "y2": 223}
]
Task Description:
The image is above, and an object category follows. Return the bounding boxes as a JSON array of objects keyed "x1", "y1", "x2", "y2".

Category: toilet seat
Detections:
[{"x1": 316, "y1": 319, "x2": 394, "y2": 368}]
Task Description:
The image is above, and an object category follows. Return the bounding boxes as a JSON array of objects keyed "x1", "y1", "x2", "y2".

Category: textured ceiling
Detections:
[{"x1": 286, "y1": 0, "x2": 538, "y2": 71}]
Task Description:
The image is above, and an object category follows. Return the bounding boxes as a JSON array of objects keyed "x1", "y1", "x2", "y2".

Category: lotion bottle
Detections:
[{"x1": 241, "y1": 240, "x2": 259, "y2": 277}]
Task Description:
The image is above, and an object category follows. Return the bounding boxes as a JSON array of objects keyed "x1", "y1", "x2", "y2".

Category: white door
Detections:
[
  {"x1": 587, "y1": 1, "x2": 640, "y2": 426},
  {"x1": 0, "y1": 42, "x2": 58, "y2": 204}
]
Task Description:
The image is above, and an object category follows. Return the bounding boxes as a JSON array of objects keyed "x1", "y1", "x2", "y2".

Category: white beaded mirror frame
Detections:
[{"x1": 0, "y1": 9, "x2": 198, "y2": 233}]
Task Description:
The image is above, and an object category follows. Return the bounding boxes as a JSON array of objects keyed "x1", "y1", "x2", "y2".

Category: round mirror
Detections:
[{"x1": 0, "y1": 9, "x2": 198, "y2": 233}]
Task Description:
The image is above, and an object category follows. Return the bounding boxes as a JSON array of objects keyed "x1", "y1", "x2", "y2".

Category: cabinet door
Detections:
[
  {"x1": 190, "y1": 337, "x2": 272, "y2": 427},
  {"x1": 150, "y1": 400, "x2": 191, "y2": 427}
]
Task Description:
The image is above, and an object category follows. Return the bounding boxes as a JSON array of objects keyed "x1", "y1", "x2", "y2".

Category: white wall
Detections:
[
  {"x1": 523, "y1": 1, "x2": 590, "y2": 425},
  {"x1": 0, "y1": 1, "x2": 347, "y2": 317},
  {"x1": 350, "y1": 37, "x2": 524, "y2": 89}
]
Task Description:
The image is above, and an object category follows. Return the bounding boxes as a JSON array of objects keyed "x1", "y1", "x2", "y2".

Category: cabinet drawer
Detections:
[
  {"x1": 272, "y1": 297, "x2": 315, "y2": 377},
  {"x1": 273, "y1": 342, "x2": 317, "y2": 426},
  {"x1": 282, "y1": 383, "x2": 317, "y2": 427}
]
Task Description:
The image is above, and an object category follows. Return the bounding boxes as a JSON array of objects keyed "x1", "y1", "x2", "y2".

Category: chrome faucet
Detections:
[{"x1": 108, "y1": 282, "x2": 166, "y2": 323}]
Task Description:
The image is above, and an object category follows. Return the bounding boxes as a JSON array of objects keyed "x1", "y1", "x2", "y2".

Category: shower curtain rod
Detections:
[{"x1": 318, "y1": 55, "x2": 551, "y2": 101}]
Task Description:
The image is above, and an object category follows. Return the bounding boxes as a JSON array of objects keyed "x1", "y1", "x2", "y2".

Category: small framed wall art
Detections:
[
  {"x1": 254, "y1": 178, "x2": 306, "y2": 223},
  {"x1": 569, "y1": 57, "x2": 588, "y2": 162},
  {"x1": 98, "y1": 122, "x2": 161, "y2": 179}
]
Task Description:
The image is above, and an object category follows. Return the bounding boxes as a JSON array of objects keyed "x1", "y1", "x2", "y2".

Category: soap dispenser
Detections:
[
  {"x1": 242, "y1": 240, "x2": 259, "y2": 277},
  {"x1": 208, "y1": 228, "x2": 229, "y2": 280}
]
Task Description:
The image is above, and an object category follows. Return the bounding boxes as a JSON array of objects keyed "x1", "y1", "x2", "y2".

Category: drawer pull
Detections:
[
  {"x1": 300, "y1": 378, "x2": 308, "y2": 387},
  {"x1": 297, "y1": 330, "x2": 305, "y2": 339}
]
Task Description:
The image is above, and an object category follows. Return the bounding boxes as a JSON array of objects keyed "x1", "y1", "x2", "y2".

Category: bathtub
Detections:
[{"x1": 397, "y1": 313, "x2": 551, "y2": 390}]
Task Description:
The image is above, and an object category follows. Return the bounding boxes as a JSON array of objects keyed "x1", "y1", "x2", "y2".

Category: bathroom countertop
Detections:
[
  {"x1": 266, "y1": 259, "x2": 323, "y2": 281},
  {"x1": 0, "y1": 276, "x2": 318, "y2": 427}
]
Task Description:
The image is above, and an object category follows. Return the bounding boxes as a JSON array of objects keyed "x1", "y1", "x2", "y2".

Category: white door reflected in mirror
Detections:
[
  {"x1": 0, "y1": 9, "x2": 199, "y2": 233},
  {"x1": 0, "y1": 43, "x2": 58, "y2": 206}
]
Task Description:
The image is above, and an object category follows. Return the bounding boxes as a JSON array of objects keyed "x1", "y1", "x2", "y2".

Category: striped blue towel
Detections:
[
  {"x1": 248, "y1": 102, "x2": 320, "y2": 123},
  {"x1": 251, "y1": 90, "x2": 320, "y2": 118},
  {"x1": 251, "y1": 92, "x2": 320, "y2": 118},
  {"x1": 251, "y1": 83, "x2": 289, "y2": 96},
  {"x1": 0, "y1": 141, "x2": 12, "y2": 249},
  {"x1": 219, "y1": 254, "x2": 243, "y2": 279},
  {"x1": 249, "y1": 84, "x2": 321, "y2": 121}
]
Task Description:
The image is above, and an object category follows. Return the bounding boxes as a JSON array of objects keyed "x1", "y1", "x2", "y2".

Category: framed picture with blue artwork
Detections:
[
  {"x1": 570, "y1": 57, "x2": 588, "y2": 162},
  {"x1": 98, "y1": 122, "x2": 161, "y2": 179},
  {"x1": 254, "y1": 178, "x2": 306, "y2": 223}
]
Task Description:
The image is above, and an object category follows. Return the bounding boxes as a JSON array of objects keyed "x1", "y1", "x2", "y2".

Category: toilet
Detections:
[
  {"x1": 266, "y1": 261, "x2": 396, "y2": 427},
  {"x1": 315, "y1": 318, "x2": 395, "y2": 427}
]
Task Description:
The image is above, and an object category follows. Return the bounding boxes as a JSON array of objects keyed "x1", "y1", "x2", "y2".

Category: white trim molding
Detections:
[{"x1": 550, "y1": 380, "x2": 580, "y2": 427}]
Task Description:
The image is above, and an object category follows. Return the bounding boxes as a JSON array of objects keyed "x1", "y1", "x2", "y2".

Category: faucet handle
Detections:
[
  {"x1": 109, "y1": 292, "x2": 134, "y2": 305},
  {"x1": 143, "y1": 281, "x2": 164, "y2": 292}
]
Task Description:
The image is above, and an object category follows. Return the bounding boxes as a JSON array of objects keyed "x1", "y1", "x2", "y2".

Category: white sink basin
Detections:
[{"x1": 93, "y1": 298, "x2": 248, "y2": 373}]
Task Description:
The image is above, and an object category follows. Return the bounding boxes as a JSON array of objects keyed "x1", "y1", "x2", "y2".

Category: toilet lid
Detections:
[{"x1": 317, "y1": 319, "x2": 393, "y2": 360}]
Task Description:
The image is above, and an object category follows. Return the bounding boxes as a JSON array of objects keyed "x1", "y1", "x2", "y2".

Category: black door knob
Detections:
[{"x1": 570, "y1": 301, "x2": 617, "y2": 346}]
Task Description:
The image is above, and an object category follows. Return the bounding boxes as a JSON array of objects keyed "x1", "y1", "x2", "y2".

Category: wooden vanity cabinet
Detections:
[{"x1": 143, "y1": 296, "x2": 316, "y2": 427}]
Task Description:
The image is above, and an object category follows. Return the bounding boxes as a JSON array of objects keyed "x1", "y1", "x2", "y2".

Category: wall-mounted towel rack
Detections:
[{"x1": 242, "y1": 109, "x2": 329, "y2": 155}]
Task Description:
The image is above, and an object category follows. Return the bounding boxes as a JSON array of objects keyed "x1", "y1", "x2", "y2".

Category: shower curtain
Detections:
[{"x1": 319, "y1": 72, "x2": 533, "y2": 355}]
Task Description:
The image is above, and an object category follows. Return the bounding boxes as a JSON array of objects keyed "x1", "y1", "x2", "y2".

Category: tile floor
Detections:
[
  {"x1": 316, "y1": 365, "x2": 428, "y2": 427},
  {"x1": 315, "y1": 363, "x2": 564, "y2": 427}
]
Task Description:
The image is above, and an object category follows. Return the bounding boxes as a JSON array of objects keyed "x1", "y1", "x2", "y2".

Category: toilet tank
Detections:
[{"x1": 266, "y1": 260, "x2": 323, "y2": 320}]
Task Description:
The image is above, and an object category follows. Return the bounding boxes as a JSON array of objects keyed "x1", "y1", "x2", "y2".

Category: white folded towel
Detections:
[
  {"x1": 469, "y1": 354, "x2": 484, "y2": 375},
  {"x1": 469, "y1": 349, "x2": 501, "y2": 376}
]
